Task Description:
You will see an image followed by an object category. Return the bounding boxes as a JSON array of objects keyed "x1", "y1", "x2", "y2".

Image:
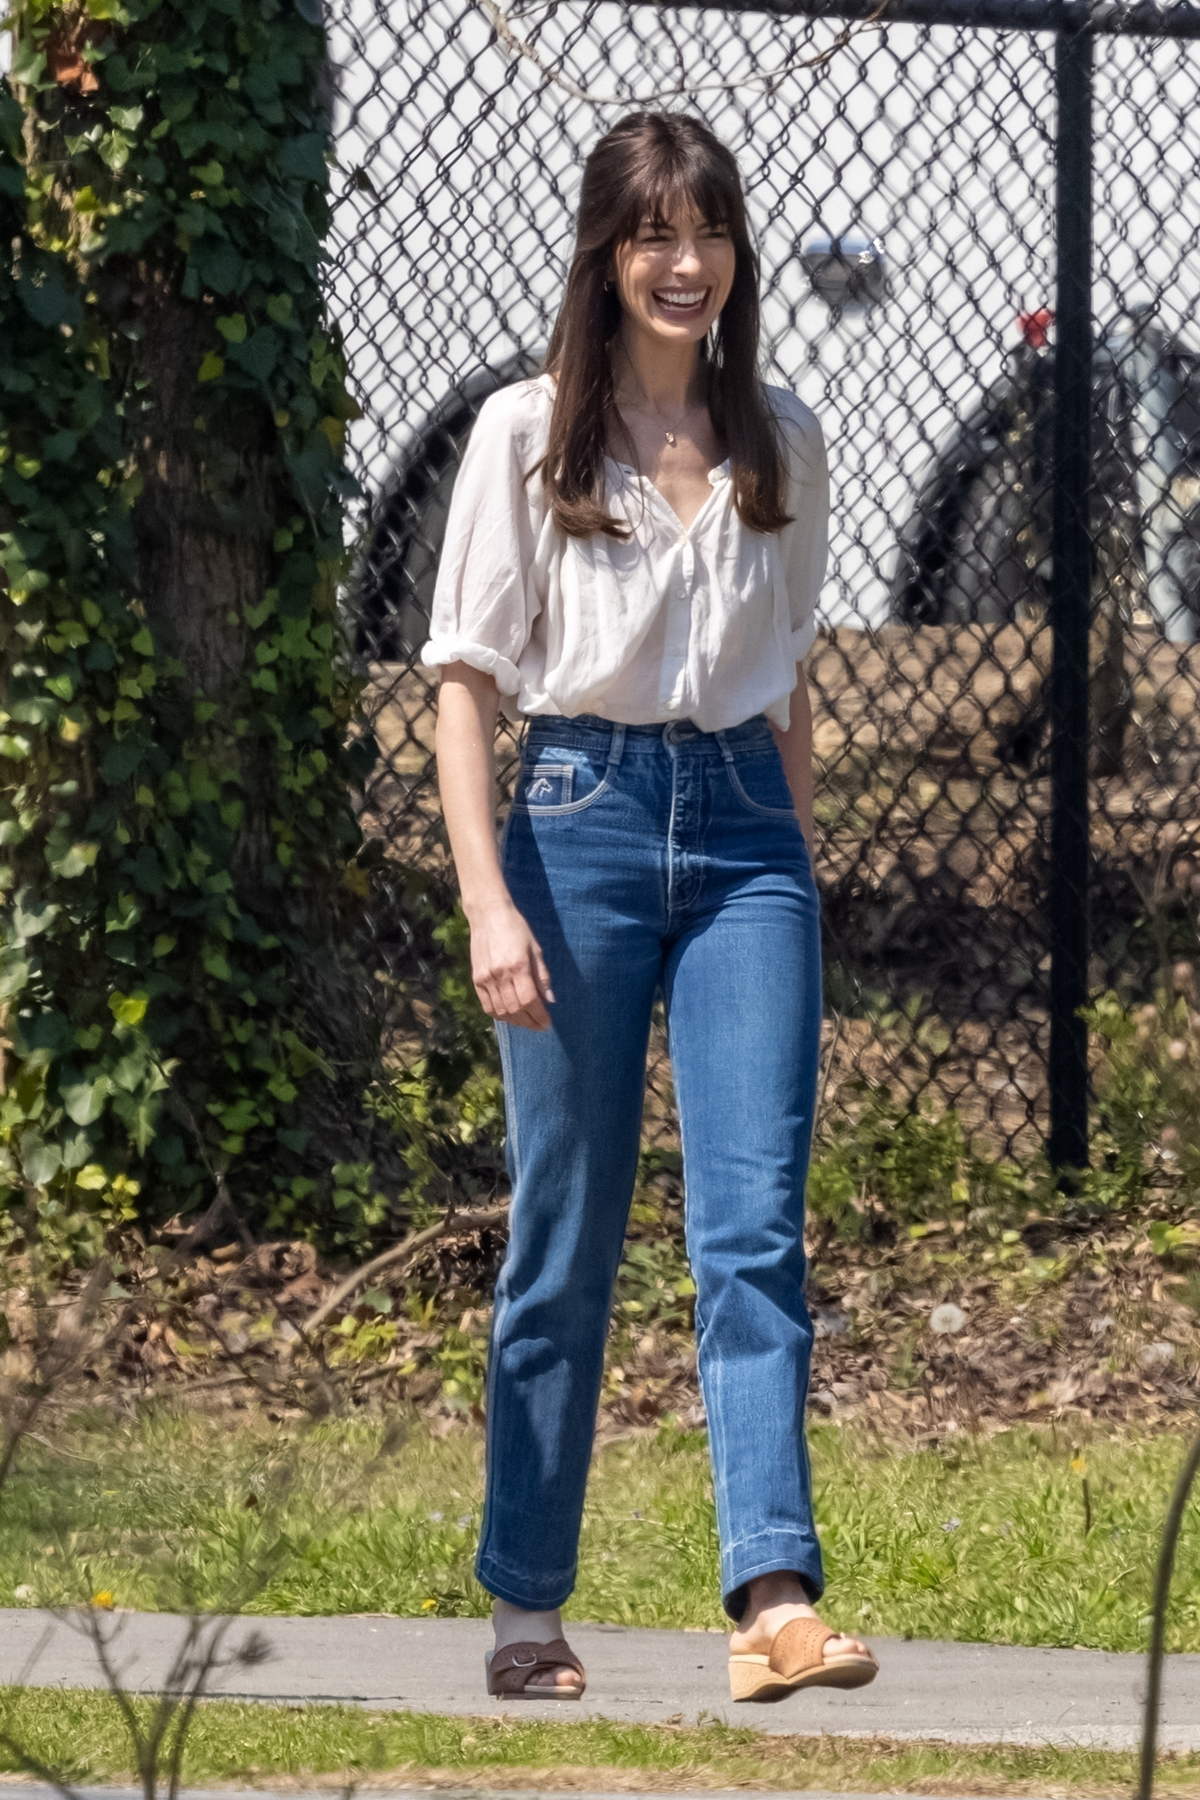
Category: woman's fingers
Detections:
[
  {"x1": 532, "y1": 947, "x2": 557, "y2": 1006},
  {"x1": 491, "y1": 958, "x2": 551, "y2": 1029},
  {"x1": 470, "y1": 910, "x2": 555, "y2": 1029}
]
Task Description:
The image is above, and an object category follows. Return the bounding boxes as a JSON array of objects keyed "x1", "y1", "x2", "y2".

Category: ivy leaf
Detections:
[
  {"x1": 41, "y1": 429, "x2": 80, "y2": 462},
  {"x1": 109, "y1": 990, "x2": 149, "y2": 1028},
  {"x1": 20, "y1": 1139, "x2": 62, "y2": 1187},
  {"x1": 191, "y1": 237, "x2": 244, "y2": 296},
  {"x1": 59, "y1": 1129, "x2": 94, "y2": 1171},
  {"x1": 61, "y1": 1073, "x2": 110, "y2": 1128},
  {"x1": 102, "y1": 740, "x2": 144, "y2": 782},
  {"x1": 16, "y1": 267, "x2": 80, "y2": 329},
  {"x1": 12, "y1": 893, "x2": 61, "y2": 939},
  {"x1": 48, "y1": 840, "x2": 100, "y2": 878},
  {"x1": 112, "y1": 1046, "x2": 148, "y2": 1092},
  {"x1": 99, "y1": 132, "x2": 131, "y2": 174},
  {"x1": 278, "y1": 132, "x2": 327, "y2": 182},
  {"x1": 229, "y1": 326, "x2": 281, "y2": 382}
]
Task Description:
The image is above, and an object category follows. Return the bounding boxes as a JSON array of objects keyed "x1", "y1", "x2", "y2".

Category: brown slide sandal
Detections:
[
  {"x1": 729, "y1": 1612, "x2": 879, "y2": 1702},
  {"x1": 484, "y1": 1635, "x2": 587, "y2": 1699}
]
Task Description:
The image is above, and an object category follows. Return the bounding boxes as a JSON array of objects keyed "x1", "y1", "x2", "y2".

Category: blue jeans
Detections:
[{"x1": 474, "y1": 709, "x2": 825, "y2": 1625}]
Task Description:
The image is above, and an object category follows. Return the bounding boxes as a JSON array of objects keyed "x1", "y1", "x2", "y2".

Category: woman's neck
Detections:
[{"x1": 609, "y1": 331, "x2": 708, "y2": 415}]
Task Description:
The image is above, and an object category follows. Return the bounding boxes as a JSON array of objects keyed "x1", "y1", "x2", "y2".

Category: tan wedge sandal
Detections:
[
  {"x1": 484, "y1": 1636, "x2": 587, "y2": 1699},
  {"x1": 729, "y1": 1612, "x2": 879, "y2": 1702}
]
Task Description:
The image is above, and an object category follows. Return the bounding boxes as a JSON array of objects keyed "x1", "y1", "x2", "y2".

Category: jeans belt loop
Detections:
[
  {"x1": 606, "y1": 721, "x2": 626, "y2": 773},
  {"x1": 714, "y1": 726, "x2": 736, "y2": 765}
]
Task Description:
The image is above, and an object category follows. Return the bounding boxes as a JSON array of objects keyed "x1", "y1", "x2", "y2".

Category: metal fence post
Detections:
[{"x1": 1048, "y1": 0, "x2": 1094, "y2": 1185}]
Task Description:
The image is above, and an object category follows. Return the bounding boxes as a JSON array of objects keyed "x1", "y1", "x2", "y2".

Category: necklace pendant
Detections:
[{"x1": 665, "y1": 429, "x2": 676, "y2": 446}]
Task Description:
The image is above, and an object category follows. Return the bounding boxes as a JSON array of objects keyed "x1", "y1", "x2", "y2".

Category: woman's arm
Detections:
[
  {"x1": 434, "y1": 663, "x2": 556, "y2": 1031},
  {"x1": 421, "y1": 384, "x2": 555, "y2": 1030},
  {"x1": 770, "y1": 665, "x2": 816, "y2": 853}
]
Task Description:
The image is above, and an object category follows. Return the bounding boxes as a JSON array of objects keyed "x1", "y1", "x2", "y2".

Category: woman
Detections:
[{"x1": 420, "y1": 108, "x2": 879, "y2": 1705}]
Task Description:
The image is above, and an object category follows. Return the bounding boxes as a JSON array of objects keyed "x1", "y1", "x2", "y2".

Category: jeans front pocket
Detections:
[
  {"x1": 724, "y1": 745, "x2": 800, "y2": 819},
  {"x1": 514, "y1": 741, "x2": 612, "y2": 815}
]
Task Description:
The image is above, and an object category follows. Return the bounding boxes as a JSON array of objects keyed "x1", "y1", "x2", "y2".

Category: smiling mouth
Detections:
[{"x1": 652, "y1": 288, "x2": 710, "y2": 313}]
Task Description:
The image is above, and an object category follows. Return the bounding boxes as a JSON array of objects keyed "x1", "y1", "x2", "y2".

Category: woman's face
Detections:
[{"x1": 610, "y1": 198, "x2": 736, "y2": 346}]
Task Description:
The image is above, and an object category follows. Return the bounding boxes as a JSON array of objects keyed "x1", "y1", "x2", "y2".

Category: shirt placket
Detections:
[{"x1": 658, "y1": 532, "x2": 694, "y2": 710}]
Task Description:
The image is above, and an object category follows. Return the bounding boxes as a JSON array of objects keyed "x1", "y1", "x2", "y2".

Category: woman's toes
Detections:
[
  {"x1": 527, "y1": 1664, "x2": 579, "y2": 1688},
  {"x1": 827, "y1": 1632, "x2": 872, "y2": 1660}
]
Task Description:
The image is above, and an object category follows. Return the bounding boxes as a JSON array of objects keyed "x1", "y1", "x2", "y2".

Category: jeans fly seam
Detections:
[{"x1": 665, "y1": 742, "x2": 678, "y2": 920}]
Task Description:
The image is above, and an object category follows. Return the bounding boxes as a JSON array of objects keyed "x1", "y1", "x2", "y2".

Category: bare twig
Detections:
[{"x1": 303, "y1": 1199, "x2": 509, "y2": 1336}]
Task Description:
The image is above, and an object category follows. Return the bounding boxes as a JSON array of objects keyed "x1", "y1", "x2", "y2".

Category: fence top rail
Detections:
[{"x1": 651, "y1": 0, "x2": 1200, "y2": 38}]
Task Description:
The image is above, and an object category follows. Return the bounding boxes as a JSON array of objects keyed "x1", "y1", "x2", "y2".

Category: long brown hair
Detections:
[{"x1": 533, "y1": 108, "x2": 795, "y2": 541}]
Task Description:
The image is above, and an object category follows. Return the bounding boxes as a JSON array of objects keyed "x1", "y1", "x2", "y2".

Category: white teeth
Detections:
[{"x1": 654, "y1": 289, "x2": 706, "y2": 307}]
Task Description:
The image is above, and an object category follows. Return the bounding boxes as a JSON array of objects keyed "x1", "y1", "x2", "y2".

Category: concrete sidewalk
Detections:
[{"x1": 0, "y1": 1608, "x2": 1197, "y2": 1753}]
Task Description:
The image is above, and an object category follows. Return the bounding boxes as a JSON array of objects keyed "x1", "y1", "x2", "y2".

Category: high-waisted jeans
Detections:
[{"x1": 474, "y1": 708, "x2": 825, "y2": 1625}]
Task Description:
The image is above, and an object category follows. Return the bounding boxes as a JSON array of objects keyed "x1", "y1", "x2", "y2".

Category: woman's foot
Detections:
[
  {"x1": 729, "y1": 1573, "x2": 874, "y2": 1668},
  {"x1": 490, "y1": 1597, "x2": 580, "y2": 1690}
]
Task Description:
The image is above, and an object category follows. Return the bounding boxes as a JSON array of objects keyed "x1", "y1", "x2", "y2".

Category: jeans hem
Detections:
[
  {"x1": 475, "y1": 1552, "x2": 575, "y2": 1612},
  {"x1": 721, "y1": 1540, "x2": 825, "y2": 1622}
]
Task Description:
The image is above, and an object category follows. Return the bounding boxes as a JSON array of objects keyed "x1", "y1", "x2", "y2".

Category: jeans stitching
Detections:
[
  {"x1": 725, "y1": 756, "x2": 801, "y2": 819},
  {"x1": 723, "y1": 1523, "x2": 820, "y2": 1554},
  {"x1": 478, "y1": 1024, "x2": 518, "y2": 1573},
  {"x1": 477, "y1": 1543, "x2": 577, "y2": 1584},
  {"x1": 513, "y1": 777, "x2": 611, "y2": 816}
]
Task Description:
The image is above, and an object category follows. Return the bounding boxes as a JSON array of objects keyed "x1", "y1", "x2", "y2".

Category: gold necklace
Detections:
[{"x1": 614, "y1": 356, "x2": 703, "y2": 448}]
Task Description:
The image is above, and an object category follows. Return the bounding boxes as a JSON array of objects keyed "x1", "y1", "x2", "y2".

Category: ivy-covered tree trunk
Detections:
[{"x1": 0, "y1": 0, "x2": 403, "y2": 1257}]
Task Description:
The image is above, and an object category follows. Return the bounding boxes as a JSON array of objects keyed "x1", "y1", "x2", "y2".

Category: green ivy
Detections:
[{"x1": 0, "y1": 0, "x2": 411, "y2": 1255}]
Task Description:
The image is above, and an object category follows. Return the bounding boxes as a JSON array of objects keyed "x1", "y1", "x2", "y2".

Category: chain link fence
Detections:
[{"x1": 322, "y1": 0, "x2": 1200, "y2": 1175}]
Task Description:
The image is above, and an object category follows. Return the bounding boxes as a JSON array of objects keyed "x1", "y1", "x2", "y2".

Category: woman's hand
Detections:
[{"x1": 469, "y1": 899, "x2": 556, "y2": 1030}]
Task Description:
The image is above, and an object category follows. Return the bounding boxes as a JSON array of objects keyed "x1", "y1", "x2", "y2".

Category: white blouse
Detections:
[{"x1": 419, "y1": 369, "x2": 829, "y2": 733}]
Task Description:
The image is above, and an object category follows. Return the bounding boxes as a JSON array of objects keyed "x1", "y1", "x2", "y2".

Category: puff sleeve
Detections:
[
  {"x1": 777, "y1": 402, "x2": 830, "y2": 664},
  {"x1": 419, "y1": 385, "x2": 546, "y2": 694}
]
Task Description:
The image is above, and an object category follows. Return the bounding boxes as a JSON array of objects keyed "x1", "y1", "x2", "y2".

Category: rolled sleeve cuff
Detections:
[
  {"x1": 419, "y1": 635, "x2": 522, "y2": 694},
  {"x1": 790, "y1": 615, "x2": 819, "y2": 662}
]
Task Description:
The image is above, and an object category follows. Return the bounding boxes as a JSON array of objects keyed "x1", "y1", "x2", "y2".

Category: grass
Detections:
[
  {"x1": 1, "y1": 1688, "x2": 1198, "y2": 1794},
  {"x1": 1, "y1": 1402, "x2": 1198, "y2": 1654}
]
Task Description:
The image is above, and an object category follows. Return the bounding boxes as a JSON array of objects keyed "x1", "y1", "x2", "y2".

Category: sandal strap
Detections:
[
  {"x1": 489, "y1": 1636, "x2": 585, "y2": 1694},
  {"x1": 768, "y1": 1614, "x2": 837, "y2": 1677}
]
